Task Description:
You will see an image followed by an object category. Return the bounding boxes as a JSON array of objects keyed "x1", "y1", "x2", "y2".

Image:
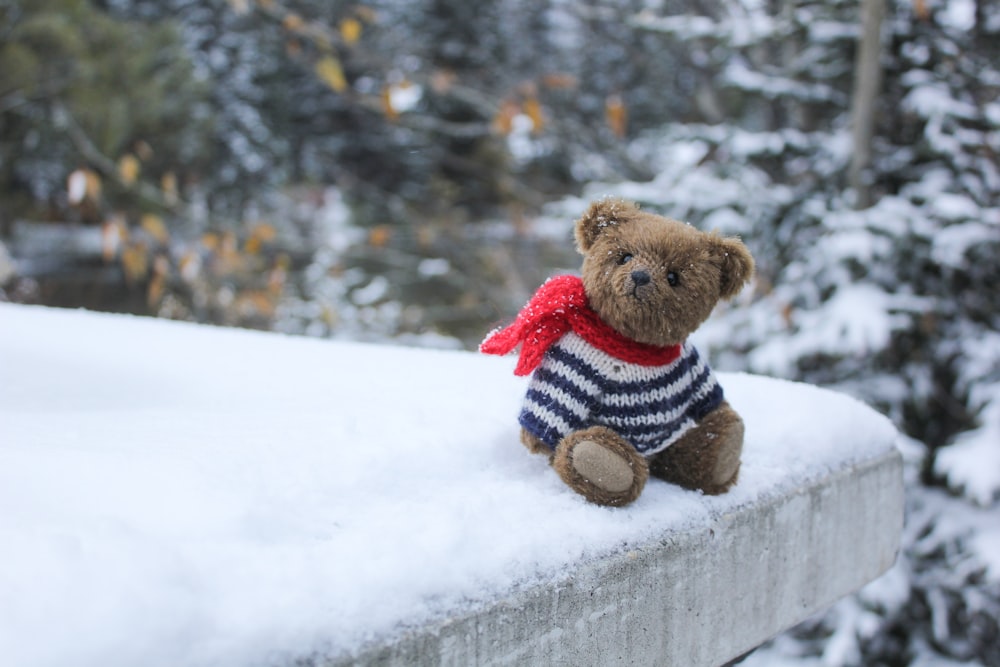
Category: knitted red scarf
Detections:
[{"x1": 480, "y1": 275, "x2": 682, "y2": 376}]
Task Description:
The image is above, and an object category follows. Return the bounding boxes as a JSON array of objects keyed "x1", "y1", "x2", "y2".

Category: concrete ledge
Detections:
[
  {"x1": 0, "y1": 305, "x2": 903, "y2": 667},
  {"x1": 324, "y1": 449, "x2": 902, "y2": 667}
]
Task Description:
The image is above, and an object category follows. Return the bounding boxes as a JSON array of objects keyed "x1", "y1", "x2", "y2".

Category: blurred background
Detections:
[{"x1": 1, "y1": 0, "x2": 998, "y2": 663}]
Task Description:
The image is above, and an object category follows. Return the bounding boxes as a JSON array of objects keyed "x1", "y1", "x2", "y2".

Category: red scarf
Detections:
[{"x1": 480, "y1": 275, "x2": 682, "y2": 376}]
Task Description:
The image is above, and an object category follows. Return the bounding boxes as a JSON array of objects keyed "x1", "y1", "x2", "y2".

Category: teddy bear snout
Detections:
[{"x1": 630, "y1": 270, "x2": 651, "y2": 287}]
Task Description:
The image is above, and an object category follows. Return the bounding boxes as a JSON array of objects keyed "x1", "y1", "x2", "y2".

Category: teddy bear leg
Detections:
[
  {"x1": 552, "y1": 426, "x2": 648, "y2": 506},
  {"x1": 520, "y1": 427, "x2": 554, "y2": 457},
  {"x1": 648, "y1": 401, "x2": 744, "y2": 495}
]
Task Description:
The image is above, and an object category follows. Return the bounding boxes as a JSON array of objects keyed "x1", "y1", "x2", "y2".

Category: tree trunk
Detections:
[{"x1": 848, "y1": 0, "x2": 886, "y2": 209}]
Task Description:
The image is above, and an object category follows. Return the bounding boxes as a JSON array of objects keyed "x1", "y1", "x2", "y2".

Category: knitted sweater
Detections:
[{"x1": 519, "y1": 332, "x2": 724, "y2": 456}]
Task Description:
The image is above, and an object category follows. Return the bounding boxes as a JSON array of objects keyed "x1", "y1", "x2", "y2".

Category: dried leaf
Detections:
[
  {"x1": 268, "y1": 254, "x2": 290, "y2": 295},
  {"x1": 541, "y1": 73, "x2": 578, "y2": 90},
  {"x1": 381, "y1": 85, "x2": 399, "y2": 121},
  {"x1": 201, "y1": 232, "x2": 220, "y2": 251},
  {"x1": 178, "y1": 250, "x2": 201, "y2": 283},
  {"x1": 147, "y1": 255, "x2": 169, "y2": 308},
  {"x1": 161, "y1": 172, "x2": 179, "y2": 205},
  {"x1": 121, "y1": 242, "x2": 149, "y2": 285},
  {"x1": 283, "y1": 13, "x2": 305, "y2": 32},
  {"x1": 83, "y1": 169, "x2": 103, "y2": 201},
  {"x1": 147, "y1": 273, "x2": 166, "y2": 308},
  {"x1": 251, "y1": 223, "x2": 277, "y2": 242},
  {"x1": 430, "y1": 70, "x2": 456, "y2": 94},
  {"x1": 245, "y1": 236, "x2": 262, "y2": 255},
  {"x1": 340, "y1": 17, "x2": 362, "y2": 44},
  {"x1": 492, "y1": 99, "x2": 520, "y2": 136},
  {"x1": 152, "y1": 254, "x2": 170, "y2": 277},
  {"x1": 605, "y1": 93, "x2": 628, "y2": 138},
  {"x1": 134, "y1": 140, "x2": 154, "y2": 161},
  {"x1": 85, "y1": 170, "x2": 102, "y2": 201},
  {"x1": 141, "y1": 213, "x2": 169, "y2": 245},
  {"x1": 315, "y1": 56, "x2": 348, "y2": 93},
  {"x1": 523, "y1": 96, "x2": 544, "y2": 134},
  {"x1": 118, "y1": 154, "x2": 140, "y2": 185},
  {"x1": 781, "y1": 303, "x2": 794, "y2": 328},
  {"x1": 368, "y1": 225, "x2": 392, "y2": 247},
  {"x1": 235, "y1": 290, "x2": 277, "y2": 319}
]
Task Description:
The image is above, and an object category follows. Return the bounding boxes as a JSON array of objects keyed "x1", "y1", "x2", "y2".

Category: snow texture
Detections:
[{"x1": 0, "y1": 304, "x2": 897, "y2": 667}]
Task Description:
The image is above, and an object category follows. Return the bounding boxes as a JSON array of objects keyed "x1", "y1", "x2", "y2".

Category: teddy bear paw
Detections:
[{"x1": 553, "y1": 427, "x2": 648, "y2": 507}]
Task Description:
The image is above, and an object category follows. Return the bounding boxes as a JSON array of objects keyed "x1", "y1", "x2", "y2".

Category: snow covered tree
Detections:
[{"x1": 584, "y1": 0, "x2": 1000, "y2": 663}]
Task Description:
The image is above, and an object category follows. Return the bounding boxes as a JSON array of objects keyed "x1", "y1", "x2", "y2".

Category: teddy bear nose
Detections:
[{"x1": 631, "y1": 270, "x2": 651, "y2": 287}]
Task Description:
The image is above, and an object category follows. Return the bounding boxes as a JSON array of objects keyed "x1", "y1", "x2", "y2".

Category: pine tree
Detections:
[{"x1": 579, "y1": 0, "x2": 999, "y2": 662}]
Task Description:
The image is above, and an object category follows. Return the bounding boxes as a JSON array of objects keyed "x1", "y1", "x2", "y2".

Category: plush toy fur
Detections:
[{"x1": 486, "y1": 198, "x2": 754, "y2": 507}]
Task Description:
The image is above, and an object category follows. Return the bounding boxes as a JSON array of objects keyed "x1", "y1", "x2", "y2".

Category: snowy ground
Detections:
[{"x1": 0, "y1": 304, "x2": 898, "y2": 667}]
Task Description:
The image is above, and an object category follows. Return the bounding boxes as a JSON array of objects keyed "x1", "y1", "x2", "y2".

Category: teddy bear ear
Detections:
[
  {"x1": 714, "y1": 236, "x2": 755, "y2": 299},
  {"x1": 574, "y1": 198, "x2": 639, "y2": 252}
]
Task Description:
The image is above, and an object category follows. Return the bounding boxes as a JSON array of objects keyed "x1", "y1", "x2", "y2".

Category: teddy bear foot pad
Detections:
[{"x1": 554, "y1": 427, "x2": 649, "y2": 506}]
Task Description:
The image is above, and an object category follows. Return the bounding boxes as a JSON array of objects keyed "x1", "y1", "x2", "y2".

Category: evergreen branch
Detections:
[{"x1": 55, "y1": 103, "x2": 183, "y2": 215}]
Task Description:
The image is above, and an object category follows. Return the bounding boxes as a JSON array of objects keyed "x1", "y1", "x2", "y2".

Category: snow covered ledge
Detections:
[{"x1": 0, "y1": 304, "x2": 903, "y2": 667}]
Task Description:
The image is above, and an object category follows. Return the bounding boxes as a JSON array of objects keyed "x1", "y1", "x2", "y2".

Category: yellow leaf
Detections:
[
  {"x1": 201, "y1": 232, "x2": 220, "y2": 251},
  {"x1": 251, "y1": 222, "x2": 277, "y2": 242},
  {"x1": 245, "y1": 235, "x2": 262, "y2": 255},
  {"x1": 141, "y1": 213, "x2": 169, "y2": 244},
  {"x1": 523, "y1": 96, "x2": 545, "y2": 134},
  {"x1": 340, "y1": 18, "x2": 362, "y2": 45},
  {"x1": 161, "y1": 172, "x2": 178, "y2": 205},
  {"x1": 118, "y1": 154, "x2": 140, "y2": 185},
  {"x1": 315, "y1": 56, "x2": 348, "y2": 93},
  {"x1": 605, "y1": 93, "x2": 628, "y2": 139},
  {"x1": 85, "y1": 170, "x2": 102, "y2": 201},
  {"x1": 121, "y1": 242, "x2": 149, "y2": 285}
]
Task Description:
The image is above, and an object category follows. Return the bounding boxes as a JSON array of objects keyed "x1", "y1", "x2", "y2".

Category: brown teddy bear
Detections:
[{"x1": 481, "y1": 198, "x2": 754, "y2": 507}]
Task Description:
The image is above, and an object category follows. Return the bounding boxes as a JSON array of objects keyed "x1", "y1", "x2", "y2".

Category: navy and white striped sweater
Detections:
[{"x1": 520, "y1": 332, "x2": 724, "y2": 456}]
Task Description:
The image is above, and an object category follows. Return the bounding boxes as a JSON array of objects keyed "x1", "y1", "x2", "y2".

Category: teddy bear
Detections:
[{"x1": 481, "y1": 198, "x2": 754, "y2": 507}]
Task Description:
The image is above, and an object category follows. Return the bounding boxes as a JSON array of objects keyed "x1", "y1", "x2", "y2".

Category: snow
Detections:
[
  {"x1": 0, "y1": 304, "x2": 898, "y2": 667},
  {"x1": 935, "y1": 401, "x2": 1000, "y2": 507}
]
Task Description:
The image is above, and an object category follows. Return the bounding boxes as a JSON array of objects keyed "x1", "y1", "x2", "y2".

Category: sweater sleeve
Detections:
[{"x1": 517, "y1": 340, "x2": 603, "y2": 448}]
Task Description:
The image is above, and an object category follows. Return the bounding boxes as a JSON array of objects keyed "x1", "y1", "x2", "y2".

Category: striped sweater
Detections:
[{"x1": 519, "y1": 332, "x2": 724, "y2": 456}]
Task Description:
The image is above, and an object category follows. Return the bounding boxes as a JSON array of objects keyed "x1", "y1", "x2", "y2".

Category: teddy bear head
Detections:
[{"x1": 575, "y1": 198, "x2": 754, "y2": 347}]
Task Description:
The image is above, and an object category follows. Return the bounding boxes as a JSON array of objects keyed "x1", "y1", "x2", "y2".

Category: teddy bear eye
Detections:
[
  {"x1": 667, "y1": 271, "x2": 680, "y2": 287},
  {"x1": 617, "y1": 253, "x2": 634, "y2": 265}
]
